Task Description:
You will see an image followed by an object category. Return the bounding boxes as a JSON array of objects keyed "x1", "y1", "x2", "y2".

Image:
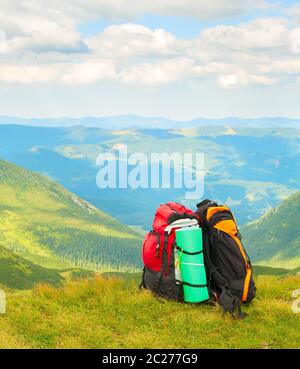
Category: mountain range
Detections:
[
  {"x1": 0, "y1": 115, "x2": 300, "y2": 129},
  {"x1": 0, "y1": 121, "x2": 299, "y2": 229}
]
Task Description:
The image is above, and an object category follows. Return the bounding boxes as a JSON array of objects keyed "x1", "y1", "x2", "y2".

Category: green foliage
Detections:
[
  {"x1": 0, "y1": 274, "x2": 299, "y2": 348},
  {"x1": 0, "y1": 159, "x2": 142, "y2": 273},
  {"x1": 0, "y1": 245, "x2": 63, "y2": 290},
  {"x1": 0, "y1": 243, "x2": 98, "y2": 291},
  {"x1": 242, "y1": 190, "x2": 300, "y2": 268},
  {"x1": 253, "y1": 265, "x2": 290, "y2": 276}
]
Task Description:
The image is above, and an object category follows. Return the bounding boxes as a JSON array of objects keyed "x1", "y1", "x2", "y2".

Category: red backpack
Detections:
[{"x1": 140, "y1": 202, "x2": 199, "y2": 300}]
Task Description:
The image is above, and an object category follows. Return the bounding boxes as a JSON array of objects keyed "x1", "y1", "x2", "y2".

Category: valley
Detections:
[{"x1": 0, "y1": 121, "x2": 299, "y2": 230}]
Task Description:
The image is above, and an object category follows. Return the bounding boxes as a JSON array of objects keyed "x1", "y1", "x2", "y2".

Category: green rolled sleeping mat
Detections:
[{"x1": 175, "y1": 227, "x2": 209, "y2": 303}]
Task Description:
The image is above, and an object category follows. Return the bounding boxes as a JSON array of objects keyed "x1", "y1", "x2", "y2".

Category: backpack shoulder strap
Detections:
[{"x1": 200, "y1": 205, "x2": 228, "y2": 286}]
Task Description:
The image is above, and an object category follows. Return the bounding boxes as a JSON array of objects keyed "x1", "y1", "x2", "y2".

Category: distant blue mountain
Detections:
[{"x1": 0, "y1": 115, "x2": 299, "y2": 129}]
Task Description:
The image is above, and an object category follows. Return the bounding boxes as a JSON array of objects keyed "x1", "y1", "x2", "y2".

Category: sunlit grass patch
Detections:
[{"x1": 0, "y1": 274, "x2": 299, "y2": 349}]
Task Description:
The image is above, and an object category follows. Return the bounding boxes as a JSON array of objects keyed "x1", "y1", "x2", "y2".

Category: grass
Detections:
[{"x1": 0, "y1": 274, "x2": 299, "y2": 349}]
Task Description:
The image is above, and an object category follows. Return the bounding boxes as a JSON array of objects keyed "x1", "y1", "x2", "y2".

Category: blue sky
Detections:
[
  {"x1": 78, "y1": 2, "x2": 287, "y2": 39},
  {"x1": 79, "y1": 14, "x2": 253, "y2": 40},
  {"x1": 0, "y1": 1, "x2": 300, "y2": 120}
]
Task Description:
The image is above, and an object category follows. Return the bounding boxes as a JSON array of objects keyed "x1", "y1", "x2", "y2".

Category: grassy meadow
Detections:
[{"x1": 0, "y1": 273, "x2": 299, "y2": 349}]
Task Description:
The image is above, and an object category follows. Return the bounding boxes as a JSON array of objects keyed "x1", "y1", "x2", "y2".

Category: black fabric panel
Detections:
[
  {"x1": 144, "y1": 268, "x2": 162, "y2": 293},
  {"x1": 208, "y1": 229, "x2": 256, "y2": 301},
  {"x1": 228, "y1": 279, "x2": 245, "y2": 300},
  {"x1": 159, "y1": 274, "x2": 183, "y2": 301},
  {"x1": 161, "y1": 242, "x2": 183, "y2": 301},
  {"x1": 167, "y1": 213, "x2": 197, "y2": 225},
  {"x1": 143, "y1": 267, "x2": 183, "y2": 301},
  {"x1": 202, "y1": 224, "x2": 227, "y2": 294},
  {"x1": 209, "y1": 228, "x2": 245, "y2": 281}
]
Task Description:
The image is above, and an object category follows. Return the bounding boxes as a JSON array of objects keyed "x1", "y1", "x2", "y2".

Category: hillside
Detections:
[
  {"x1": 0, "y1": 159, "x2": 142, "y2": 272},
  {"x1": 0, "y1": 274, "x2": 299, "y2": 349},
  {"x1": 242, "y1": 191, "x2": 300, "y2": 268},
  {"x1": 0, "y1": 245, "x2": 63, "y2": 290}
]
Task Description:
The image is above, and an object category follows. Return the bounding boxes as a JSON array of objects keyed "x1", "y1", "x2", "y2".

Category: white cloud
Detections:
[
  {"x1": 0, "y1": 2, "x2": 299, "y2": 89},
  {"x1": 262, "y1": 60, "x2": 300, "y2": 74},
  {"x1": 290, "y1": 28, "x2": 300, "y2": 54},
  {"x1": 62, "y1": 61, "x2": 116, "y2": 84},
  {"x1": 137, "y1": 0, "x2": 267, "y2": 20},
  {"x1": 119, "y1": 57, "x2": 194, "y2": 86},
  {"x1": 0, "y1": 1, "x2": 82, "y2": 54},
  {"x1": 0, "y1": 60, "x2": 116, "y2": 84},
  {"x1": 194, "y1": 18, "x2": 288, "y2": 56},
  {"x1": 187, "y1": 17, "x2": 298, "y2": 88},
  {"x1": 218, "y1": 72, "x2": 275, "y2": 89},
  {"x1": 89, "y1": 18, "x2": 300, "y2": 89},
  {"x1": 26, "y1": 0, "x2": 268, "y2": 21},
  {"x1": 0, "y1": 64, "x2": 57, "y2": 83},
  {"x1": 86, "y1": 23, "x2": 179, "y2": 57}
]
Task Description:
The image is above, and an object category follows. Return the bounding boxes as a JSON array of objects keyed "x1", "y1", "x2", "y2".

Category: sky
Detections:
[{"x1": 0, "y1": 0, "x2": 300, "y2": 120}]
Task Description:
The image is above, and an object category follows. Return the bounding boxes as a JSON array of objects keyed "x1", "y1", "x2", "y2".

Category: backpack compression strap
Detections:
[{"x1": 175, "y1": 243, "x2": 203, "y2": 256}]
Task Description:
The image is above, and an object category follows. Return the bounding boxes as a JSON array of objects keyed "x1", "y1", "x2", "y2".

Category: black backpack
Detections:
[{"x1": 196, "y1": 200, "x2": 256, "y2": 318}]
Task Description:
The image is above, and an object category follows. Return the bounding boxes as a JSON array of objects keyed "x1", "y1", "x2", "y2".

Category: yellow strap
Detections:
[{"x1": 242, "y1": 265, "x2": 252, "y2": 302}]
